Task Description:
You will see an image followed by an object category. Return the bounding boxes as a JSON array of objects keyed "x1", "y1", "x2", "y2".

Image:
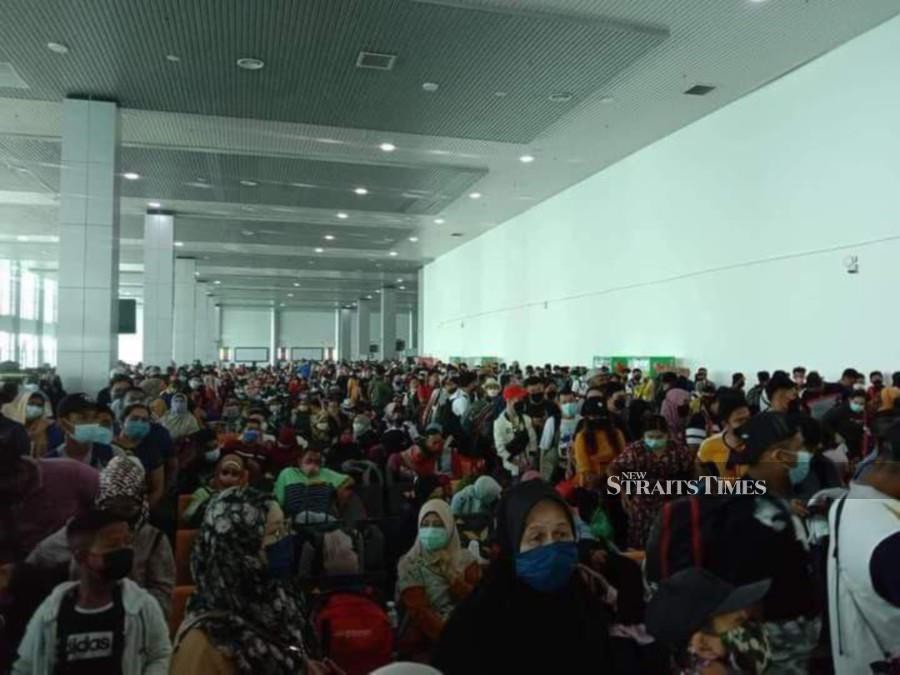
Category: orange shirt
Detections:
[
  {"x1": 879, "y1": 386, "x2": 900, "y2": 413},
  {"x1": 573, "y1": 428, "x2": 625, "y2": 487}
]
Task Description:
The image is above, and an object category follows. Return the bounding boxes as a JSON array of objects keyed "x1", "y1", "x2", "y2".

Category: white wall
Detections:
[
  {"x1": 280, "y1": 309, "x2": 335, "y2": 348},
  {"x1": 423, "y1": 14, "x2": 900, "y2": 384},
  {"x1": 221, "y1": 307, "x2": 271, "y2": 348},
  {"x1": 118, "y1": 303, "x2": 143, "y2": 365}
]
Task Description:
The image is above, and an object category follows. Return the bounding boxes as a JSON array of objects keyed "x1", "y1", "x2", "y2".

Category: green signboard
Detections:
[{"x1": 592, "y1": 356, "x2": 677, "y2": 375}]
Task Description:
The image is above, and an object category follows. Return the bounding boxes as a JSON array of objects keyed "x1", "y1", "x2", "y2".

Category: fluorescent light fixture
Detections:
[
  {"x1": 293, "y1": 282, "x2": 300, "y2": 287},
  {"x1": 366, "y1": 295, "x2": 373, "y2": 299},
  {"x1": 389, "y1": 251, "x2": 398, "y2": 257},
  {"x1": 287, "y1": 293, "x2": 294, "y2": 297},
  {"x1": 379, "y1": 142, "x2": 396, "y2": 152},
  {"x1": 47, "y1": 42, "x2": 69, "y2": 54},
  {"x1": 123, "y1": 172, "x2": 140, "y2": 181},
  {"x1": 147, "y1": 201, "x2": 161, "y2": 208},
  {"x1": 422, "y1": 82, "x2": 439, "y2": 92},
  {"x1": 399, "y1": 286, "x2": 406, "y2": 290},
  {"x1": 354, "y1": 187, "x2": 369, "y2": 195},
  {"x1": 434, "y1": 218, "x2": 445, "y2": 225},
  {"x1": 469, "y1": 192, "x2": 482, "y2": 199},
  {"x1": 213, "y1": 280, "x2": 221, "y2": 285},
  {"x1": 16, "y1": 235, "x2": 28, "y2": 242},
  {"x1": 409, "y1": 236, "x2": 419, "y2": 242},
  {"x1": 324, "y1": 235, "x2": 335, "y2": 241},
  {"x1": 237, "y1": 57, "x2": 265, "y2": 70},
  {"x1": 314, "y1": 247, "x2": 324, "y2": 253},
  {"x1": 396, "y1": 278, "x2": 403, "y2": 283},
  {"x1": 519, "y1": 154, "x2": 535, "y2": 163},
  {"x1": 165, "y1": 54, "x2": 181, "y2": 62},
  {"x1": 337, "y1": 212, "x2": 349, "y2": 219},
  {"x1": 240, "y1": 180, "x2": 258, "y2": 187},
  {"x1": 174, "y1": 241, "x2": 184, "y2": 247}
]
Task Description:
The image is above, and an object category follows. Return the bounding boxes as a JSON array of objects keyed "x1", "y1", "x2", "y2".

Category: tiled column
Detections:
[
  {"x1": 380, "y1": 286, "x2": 397, "y2": 360},
  {"x1": 57, "y1": 98, "x2": 119, "y2": 396},
  {"x1": 173, "y1": 258, "x2": 196, "y2": 364},
  {"x1": 334, "y1": 308, "x2": 352, "y2": 362},
  {"x1": 194, "y1": 283, "x2": 210, "y2": 364},
  {"x1": 354, "y1": 299, "x2": 371, "y2": 359},
  {"x1": 142, "y1": 211, "x2": 174, "y2": 369}
]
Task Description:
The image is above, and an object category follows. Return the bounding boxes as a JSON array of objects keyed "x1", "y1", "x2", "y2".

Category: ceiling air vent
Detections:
[
  {"x1": 684, "y1": 84, "x2": 716, "y2": 96},
  {"x1": 0, "y1": 63, "x2": 29, "y2": 89},
  {"x1": 356, "y1": 51, "x2": 397, "y2": 71}
]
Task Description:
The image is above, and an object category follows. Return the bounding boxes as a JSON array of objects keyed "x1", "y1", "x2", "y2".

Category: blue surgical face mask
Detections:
[
  {"x1": 265, "y1": 535, "x2": 296, "y2": 580},
  {"x1": 25, "y1": 405, "x2": 44, "y2": 421},
  {"x1": 171, "y1": 399, "x2": 188, "y2": 414},
  {"x1": 419, "y1": 526, "x2": 449, "y2": 552},
  {"x1": 204, "y1": 448, "x2": 221, "y2": 464},
  {"x1": 643, "y1": 436, "x2": 667, "y2": 451},
  {"x1": 93, "y1": 426, "x2": 114, "y2": 445},
  {"x1": 788, "y1": 450, "x2": 812, "y2": 485},
  {"x1": 561, "y1": 402, "x2": 578, "y2": 418},
  {"x1": 515, "y1": 541, "x2": 578, "y2": 593},
  {"x1": 71, "y1": 423, "x2": 102, "y2": 444},
  {"x1": 242, "y1": 430, "x2": 260, "y2": 444},
  {"x1": 124, "y1": 419, "x2": 150, "y2": 440},
  {"x1": 849, "y1": 402, "x2": 864, "y2": 414}
]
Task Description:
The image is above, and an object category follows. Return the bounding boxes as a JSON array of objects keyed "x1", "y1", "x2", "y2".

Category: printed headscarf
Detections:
[
  {"x1": 96, "y1": 455, "x2": 149, "y2": 532},
  {"x1": 187, "y1": 487, "x2": 313, "y2": 674}
]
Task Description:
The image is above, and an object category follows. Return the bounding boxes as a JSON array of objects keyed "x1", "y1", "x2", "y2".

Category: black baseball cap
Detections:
[
  {"x1": 56, "y1": 393, "x2": 96, "y2": 419},
  {"x1": 739, "y1": 412, "x2": 799, "y2": 463},
  {"x1": 646, "y1": 568, "x2": 771, "y2": 645}
]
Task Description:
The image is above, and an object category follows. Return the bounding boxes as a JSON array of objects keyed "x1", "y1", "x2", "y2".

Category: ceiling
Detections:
[{"x1": 0, "y1": 0, "x2": 898, "y2": 311}]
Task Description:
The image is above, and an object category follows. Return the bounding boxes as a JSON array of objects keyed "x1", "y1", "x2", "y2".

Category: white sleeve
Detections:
[
  {"x1": 141, "y1": 598, "x2": 173, "y2": 675},
  {"x1": 539, "y1": 415, "x2": 556, "y2": 451},
  {"x1": 451, "y1": 395, "x2": 469, "y2": 418},
  {"x1": 12, "y1": 602, "x2": 45, "y2": 675}
]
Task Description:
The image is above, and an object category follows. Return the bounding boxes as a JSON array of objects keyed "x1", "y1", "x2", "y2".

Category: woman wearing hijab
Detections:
[
  {"x1": 25, "y1": 455, "x2": 175, "y2": 618},
  {"x1": 170, "y1": 487, "x2": 330, "y2": 675},
  {"x1": 397, "y1": 499, "x2": 480, "y2": 658},
  {"x1": 162, "y1": 392, "x2": 201, "y2": 441},
  {"x1": 8, "y1": 389, "x2": 63, "y2": 458},
  {"x1": 450, "y1": 475, "x2": 502, "y2": 516},
  {"x1": 183, "y1": 453, "x2": 248, "y2": 527},
  {"x1": 433, "y1": 480, "x2": 610, "y2": 674}
]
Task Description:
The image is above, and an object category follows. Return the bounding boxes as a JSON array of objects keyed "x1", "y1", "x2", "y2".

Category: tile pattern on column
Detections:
[{"x1": 57, "y1": 98, "x2": 119, "y2": 396}]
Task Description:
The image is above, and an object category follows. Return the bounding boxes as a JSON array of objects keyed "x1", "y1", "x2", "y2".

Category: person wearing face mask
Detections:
[
  {"x1": 433, "y1": 480, "x2": 610, "y2": 674},
  {"x1": 387, "y1": 424, "x2": 447, "y2": 482},
  {"x1": 538, "y1": 385, "x2": 581, "y2": 481},
  {"x1": 572, "y1": 397, "x2": 625, "y2": 489},
  {"x1": 27, "y1": 456, "x2": 176, "y2": 620},
  {"x1": 696, "y1": 391, "x2": 752, "y2": 480},
  {"x1": 219, "y1": 397, "x2": 244, "y2": 434},
  {"x1": 397, "y1": 499, "x2": 480, "y2": 659},
  {"x1": 522, "y1": 376, "x2": 556, "y2": 439},
  {"x1": 161, "y1": 393, "x2": 200, "y2": 442},
  {"x1": 183, "y1": 453, "x2": 248, "y2": 527},
  {"x1": 763, "y1": 371, "x2": 799, "y2": 415},
  {"x1": 290, "y1": 395, "x2": 314, "y2": 441},
  {"x1": 97, "y1": 373, "x2": 133, "y2": 410},
  {"x1": 274, "y1": 446, "x2": 354, "y2": 520},
  {"x1": 823, "y1": 389, "x2": 870, "y2": 461},
  {"x1": 13, "y1": 509, "x2": 171, "y2": 674},
  {"x1": 685, "y1": 383, "x2": 721, "y2": 452},
  {"x1": 603, "y1": 383, "x2": 632, "y2": 442},
  {"x1": 646, "y1": 568, "x2": 772, "y2": 675},
  {"x1": 450, "y1": 475, "x2": 502, "y2": 517},
  {"x1": 608, "y1": 415, "x2": 694, "y2": 548},
  {"x1": 10, "y1": 389, "x2": 64, "y2": 458},
  {"x1": 113, "y1": 404, "x2": 165, "y2": 508},
  {"x1": 47, "y1": 394, "x2": 118, "y2": 470},
  {"x1": 493, "y1": 385, "x2": 537, "y2": 479},
  {"x1": 171, "y1": 488, "x2": 333, "y2": 675}
]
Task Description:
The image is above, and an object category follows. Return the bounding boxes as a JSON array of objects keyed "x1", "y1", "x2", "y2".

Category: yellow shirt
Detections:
[
  {"x1": 573, "y1": 429, "x2": 625, "y2": 487},
  {"x1": 696, "y1": 433, "x2": 748, "y2": 480},
  {"x1": 879, "y1": 386, "x2": 900, "y2": 412}
]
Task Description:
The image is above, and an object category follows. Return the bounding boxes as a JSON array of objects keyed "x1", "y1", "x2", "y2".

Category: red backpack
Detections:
[{"x1": 314, "y1": 592, "x2": 393, "y2": 675}]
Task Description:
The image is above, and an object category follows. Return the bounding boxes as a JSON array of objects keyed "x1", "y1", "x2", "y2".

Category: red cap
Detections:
[{"x1": 503, "y1": 384, "x2": 528, "y2": 402}]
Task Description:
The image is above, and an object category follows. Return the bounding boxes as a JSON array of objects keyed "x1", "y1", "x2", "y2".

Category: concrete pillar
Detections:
[
  {"x1": 10, "y1": 262, "x2": 21, "y2": 364},
  {"x1": 207, "y1": 299, "x2": 218, "y2": 363},
  {"x1": 269, "y1": 307, "x2": 279, "y2": 365},
  {"x1": 213, "y1": 304, "x2": 222, "y2": 361},
  {"x1": 173, "y1": 258, "x2": 196, "y2": 364},
  {"x1": 354, "y1": 299, "x2": 371, "y2": 360},
  {"x1": 380, "y1": 287, "x2": 397, "y2": 360},
  {"x1": 417, "y1": 268, "x2": 425, "y2": 356},
  {"x1": 57, "y1": 98, "x2": 119, "y2": 395},
  {"x1": 36, "y1": 273, "x2": 45, "y2": 365},
  {"x1": 142, "y1": 211, "x2": 174, "y2": 369},
  {"x1": 409, "y1": 308, "x2": 418, "y2": 354},
  {"x1": 194, "y1": 284, "x2": 209, "y2": 364},
  {"x1": 335, "y1": 308, "x2": 352, "y2": 362}
]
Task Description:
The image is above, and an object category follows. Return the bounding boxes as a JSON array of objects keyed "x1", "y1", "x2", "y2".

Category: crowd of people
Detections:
[{"x1": 0, "y1": 358, "x2": 898, "y2": 674}]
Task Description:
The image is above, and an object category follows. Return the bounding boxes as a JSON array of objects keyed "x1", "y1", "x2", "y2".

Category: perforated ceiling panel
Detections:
[{"x1": 0, "y1": 0, "x2": 666, "y2": 142}]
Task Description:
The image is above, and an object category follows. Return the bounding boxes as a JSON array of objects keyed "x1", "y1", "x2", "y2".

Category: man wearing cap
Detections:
[
  {"x1": 727, "y1": 412, "x2": 821, "y2": 672},
  {"x1": 647, "y1": 568, "x2": 771, "y2": 674},
  {"x1": 493, "y1": 385, "x2": 536, "y2": 479},
  {"x1": 827, "y1": 422, "x2": 900, "y2": 674}
]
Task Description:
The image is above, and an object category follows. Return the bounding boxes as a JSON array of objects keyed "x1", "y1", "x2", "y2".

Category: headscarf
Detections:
[
  {"x1": 398, "y1": 498, "x2": 474, "y2": 593},
  {"x1": 4, "y1": 388, "x2": 52, "y2": 425},
  {"x1": 141, "y1": 377, "x2": 165, "y2": 401},
  {"x1": 472, "y1": 476, "x2": 502, "y2": 505},
  {"x1": 96, "y1": 455, "x2": 149, "y2": 532},
  {"x1": 161, "y1": 393, "x2": 199, "y2": 440},
  {"x1": 187, "y1": 487, "x2": 312, "y2": 674},
  {"x1": 662, "y1": 388, "x2": 691, "y2": 434},
  {"x1": 495, "y1": 480, "x2": 574, "y2": 560}
]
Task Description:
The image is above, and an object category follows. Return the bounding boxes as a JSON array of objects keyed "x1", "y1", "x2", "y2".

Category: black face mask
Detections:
[
  {"x1": 613, "y1": 398, "x2": 626, "y2": 411},
  {"x1": 514, "y1": 401, "x2": 526, "y2": 416},
  {"x1": 98, "y1": 548, "x2": 134, "y2": 582},
  {"x1": 529, "y1": 393, "x2": 544, "y2": 404}
]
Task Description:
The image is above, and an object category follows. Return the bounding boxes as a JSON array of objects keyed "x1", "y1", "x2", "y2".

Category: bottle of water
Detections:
[{"x1": 386, "y1": 601, "x2": 399, "y2": 630}]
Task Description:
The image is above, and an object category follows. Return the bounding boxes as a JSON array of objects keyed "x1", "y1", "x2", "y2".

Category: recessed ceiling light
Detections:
[
  {"x1": 241, "y1": 230, "x2": 255, "y2": 236},
  {"x1": 366, "y1": 295, "x2": 373, "y2": 300},
  {"x1": 434, "y1": 218, "x2": 445, "y2": 225},
  {"x1": 314, "y1": 247, "x2": 324, "y2": 253},
  {"x1": 236, "y1": 57, "x2": 265, "y2": 70},
  {"x1": 354, "y1": 187, "x2": 369, "y2": 196},
  {"x1": 287, "y1": 293, "x2": 294, "y2": 298},
  {"x1": 293, "y1": 282, "x2": 300, "y2": 287},
  {"x1": 494, "y1": 91, "x2": 508, "y2": 98},
  {"x1": 16, "y1": 235, "x2": 28, "y2": 242},
  {"x1": 451, "y1": 232, "x2": 464, "y2": 237},
  {"x1": 422, "y1": 82, "x2": 439, "y2": 93},
  {"x1": 599, "y1": 95, "x2": 615, "y2": 104},
  {"x1": 469, "y1": 192, "x2": 482, "y2": 199},
  {"x1": 519, "y1": 154, "x2": 535, "y2": 163},
  {"x1": 396, "y1": 278, "x2": 403, "y2": 283},
  {"x1": 123, "y1": 172, "x2": 140, "y2": 181},
  {"x1": 147, "y1": 201, "x2": 161, "y2": 208},
  {"x1": 174, "y1": 241, "x2": 184, "y2": 247},
  {"x1": 549, "y1": 92, "x2": 573, "y2": 103},
  {"x1": 240, "y1": 180, "x2": 258, "y2": 187},
  {"x1": 379, "y1": 142, "x2": 396, "y2": 152},
  {"x1": 337, "y1": 212, "x2": 349, "y2": 219},
  {"x1": 213, "y1": 280, "x2": 221, "y2": 285},
  {"x1": 375, "y1": 289, "x2": 381, "y2": 294},
  {"x1": 324, "y1": 235, "x2": 335, "y2": 241},
  {"x1": 194, "y1": 271, "x2": 200, "y2": 277},
  {"x1": 47, "y1": 42, "x2": 69, "y2": 54},
  {"x1": 389, "y1": 251, "x2": 398, "y2": 257},
  {"x1": 399, "y1": 286, "x2": 406, "y2": 290},
  {"x1": 409, "y1": 236, "x2": 419, "y2": 242},
  {"x1": 165, "y1": 54, "x2": 181, "y2": 62}
]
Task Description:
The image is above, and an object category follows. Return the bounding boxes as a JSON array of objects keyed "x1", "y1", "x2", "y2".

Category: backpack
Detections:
[
  {"x1": 463, "y1": 398, "x2": 494, "y2": 439},
  {"x1": 314, "y1": 592, "x2": 393, "y2": 675}
]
